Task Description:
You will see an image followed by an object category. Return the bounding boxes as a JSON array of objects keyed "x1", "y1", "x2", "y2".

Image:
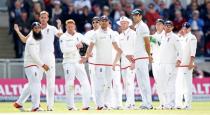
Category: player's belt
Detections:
[
  {"x1": 134, "y1": 57, "x2": 149, "y2": 61},
  {"x1": 24, "y1": 65, "x2": 38, "y2": 68},
  {"x1": 88, "y1": 62, "x2": 120, "y2": 67}
]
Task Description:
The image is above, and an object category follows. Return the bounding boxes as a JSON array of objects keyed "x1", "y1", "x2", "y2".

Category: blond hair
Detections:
[
  {"x1": 65, "y1": 19, "x2": 75, "y2": 25},
  {"x1": 40, "y1": 11, "x2": 49, "y2": 16}
]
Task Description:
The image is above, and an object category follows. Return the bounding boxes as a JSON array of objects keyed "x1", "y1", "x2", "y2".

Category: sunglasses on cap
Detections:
[{"x1": 101, "y1": 19, "x2": 108, "y2": 22}]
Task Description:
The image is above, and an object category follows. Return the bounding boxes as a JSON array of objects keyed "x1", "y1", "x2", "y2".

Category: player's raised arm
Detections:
[
  {"x1": 55, "y1": 19, "x2": 63, "y2": 38},
  {"x1": 14, "y1": 24, "x2": 30, "y2": 43}
]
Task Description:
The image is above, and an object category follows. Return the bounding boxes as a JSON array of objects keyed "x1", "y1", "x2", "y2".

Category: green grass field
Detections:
[{"x1": 0, "y1": 102, "x2": 210, "y2": 115}]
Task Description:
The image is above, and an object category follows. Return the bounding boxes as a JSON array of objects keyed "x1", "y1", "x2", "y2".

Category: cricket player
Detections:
[
  {"x1": 150, "y1": 19, "x2": 165, "y2": 109},
  {"x1": 175, "y1": 22, "x2": 197, "y2": 109},
  {"x1": 117, "y1": 16, "x2": 136, "y2": 109},
  {"x1": 131, "y1": 9, "x2": 153, "y2": 109},
  {"x1": 80, "y1": 15, "x2": 122, "y2": 110},
  {"x1": 13, "y1": 22, "x2": 49, "y2": 112},
  {"x1": 158, "y1": 20, "x2": 182, "y2": 109},
  {"x1": 13, "y1": 11, "x2": 63, "y2": 111},
  {"x1": 60, "y1": 19, "x2": 91, "y2": 110},
  {"x1": 84, "y1": 16, "x2": 100, "y2": 103}
]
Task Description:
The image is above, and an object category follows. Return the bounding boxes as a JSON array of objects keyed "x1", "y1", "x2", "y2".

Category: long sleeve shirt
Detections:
[
  {"x1": 159, "y1": 31, "x2": 182, "y2": 64},
  {"x1": 59, "y1": 32, "x2": 83, "y2": 64},
  {"x1": 180, "y1": 32, "x2": 197, "y2": 65},
  {"x1": 119, "y1": 28, "x2": 136, "y2": 68},
  {"x1": 24, "y1": 35, "x2": 44, "y2": 67}
]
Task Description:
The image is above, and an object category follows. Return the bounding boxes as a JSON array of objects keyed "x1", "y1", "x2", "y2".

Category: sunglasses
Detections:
[
  {"x1": 165, "y1": 25, "x2": 173, "y2": 28},
  {"x1": 101, "y1": 19, "x2": 108, "y2": 22}
]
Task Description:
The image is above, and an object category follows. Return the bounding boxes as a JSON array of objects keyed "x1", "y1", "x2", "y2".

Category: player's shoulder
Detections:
[
  {"x1": 60, "y1": 32, "x2": 68, "y2": 40},
  {"x1": 172, "y1": 33, "x2": 180, "y2": 42},
  {"x1": 94, "y1": 29, "x2": 101, "y2": 34},
  {"x1": 75, "y1": 32, "x2": 84, "y2": 36},
  {"x1": 129, "y1": 28, "x2": 136, "y2": 34},
  {"x1": 26, "y1": 36, "x2": 38, "y2": 45},
  {"x1": 47, "y1": 24, "x2": 56, "y2": 29},
  {"x1": 140, "y1": 21, "x2": 149, "y2": 28},
  {"x1": 172, "y1": 32, "x2": 179, "y2": 38},
  {"x1": 47, "y1": 24, "x2": 57, "y2": 31},
  {"x1": 111, "y1": 30, "x2": 119, "y2": 36},
  {"x1": 138, "y1": 21, "x2": 149, "y2": 31},
  {"x1": 189, "y1": 33, "x2": 197, "y2": 41},
  {"x1": 85, "y1": 30, "x2": 94, "y2": 34},
  {"x1": 92, "y1": 29, "x2": 101, "y2": 37}
]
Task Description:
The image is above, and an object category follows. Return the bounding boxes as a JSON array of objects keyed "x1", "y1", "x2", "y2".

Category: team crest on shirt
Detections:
[
  {"x1": 167, "y1": 37, "x2": 170, "y2": 42},
  {"x1": 47, "y1": 29, "x2": 49, "y2": 34}
]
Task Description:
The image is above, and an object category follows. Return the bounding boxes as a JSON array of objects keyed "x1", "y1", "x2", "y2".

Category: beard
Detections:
[{"x1": 33, "y1": 31, "x2": 42, "y2": 40}]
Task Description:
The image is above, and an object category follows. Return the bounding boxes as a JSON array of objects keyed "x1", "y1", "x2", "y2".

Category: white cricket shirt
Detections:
[
  {"x1": 59, "y1": 32, "x2": 83, "y2": 64},
  {"x1": 179, "y1": 32, "x2": 197, "y2": 65},
  {"x1": 119, "y1": 28, "x2": 136, "y2": 68},
  {"x1": 134, "y1": 20, "x2": 150, "y2": 58},
  {"x1": 24, "y1": 35, "x2": 44, "y2": 67},
  {"x1": 91, "y1": 28, "x2": 117, "y2": 65},
  {"x1": 159, "y1": 31, "x2": 182, "y2": 64}
]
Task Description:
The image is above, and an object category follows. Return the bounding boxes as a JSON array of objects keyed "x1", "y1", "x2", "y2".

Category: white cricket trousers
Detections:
[
  {"x1": 63, "y1": 63, "x2": 91, "y2": 108},
  {"x1": 88, "y1": 63, "x2": 96, "y2": 103},
  {"x1": 24, "y1": 66, "x2": 42, "y2": 109},
  {"x1": 152, "y1": 63, "x2": 164, "y2": 106},
  {"x1": 159, "y1": 64, "x2": 177, "y2": 108},
  {"x1": 121, "y1": 68, "x2": 135, "y2": 106},
  {"x1": 94, "y1": 66, "x2": 113, "y2": 108},
  {"x1": 112, "y1": 66, "x2": 122, "y2": 107},
  {"x1": 175, "y1": 68, "x2": 193, "y2": 108},
  {"x1": 16, "y1": 55, "x2": 55, "y2": 109},
  {"x1": 135, "y1": 59, "x2": 152, "y2": 107},
  {"x1": 42, "y1": 55, "x2": 55, "y2": 109}
]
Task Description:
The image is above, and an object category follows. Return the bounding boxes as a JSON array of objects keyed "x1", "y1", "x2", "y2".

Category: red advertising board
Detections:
[{"x1": 0, "y1": 78, "x2": 210, "y2": 101}]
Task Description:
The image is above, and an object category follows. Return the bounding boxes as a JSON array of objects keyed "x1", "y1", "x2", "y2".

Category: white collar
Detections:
[
  {"x1": 184, "y1": 32, "x2": 191, "y2": 37},
  {"x1": 165, "y1": 31, "x2": 173, "y2": 36},
  {"x1": 66, "y1": 31, "x2": 77, "y2": 37},
  {"x1": 122, "y1": 28, "x2": 130, "y2": 35},
  {"x1": 42, "y1": 24, "x2": 49, "y2": 30}
]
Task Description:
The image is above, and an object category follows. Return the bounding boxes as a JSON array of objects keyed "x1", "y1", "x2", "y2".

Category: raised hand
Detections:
[
  {"x1": 14, "y1": 24, "x2": 20, "y2": 32},
  {"x1": 56, "y1": 19, "x2": 62, "y2": 29}
]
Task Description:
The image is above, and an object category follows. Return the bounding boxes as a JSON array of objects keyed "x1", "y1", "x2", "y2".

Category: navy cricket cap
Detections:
[
  {"x1": 131, "y1": 9, "x2": 143, "y2": 15},
  {"x1": 31, "y1": 22, "x2": 41, "y2": 28},
  {"x1": 92, "y1": 16, "x2": 100, "y2": 21},
  {"x1": 100, "y1": 15, "x2": 109, "y2": 20},
  {"x1": 182, "y1": 22, "x2": 191, "y2": 29},
  {"x1": 156, "y1": 19, "x2": 165, "y2": 24},
  {"x1": 164, "y1": 20, "x2": 173, "y2": 26}
]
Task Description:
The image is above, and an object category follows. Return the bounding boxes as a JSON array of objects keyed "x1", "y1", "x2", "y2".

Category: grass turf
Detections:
[{"x1": 0, "y1": 102, "x2": 210, "y2": 115}]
